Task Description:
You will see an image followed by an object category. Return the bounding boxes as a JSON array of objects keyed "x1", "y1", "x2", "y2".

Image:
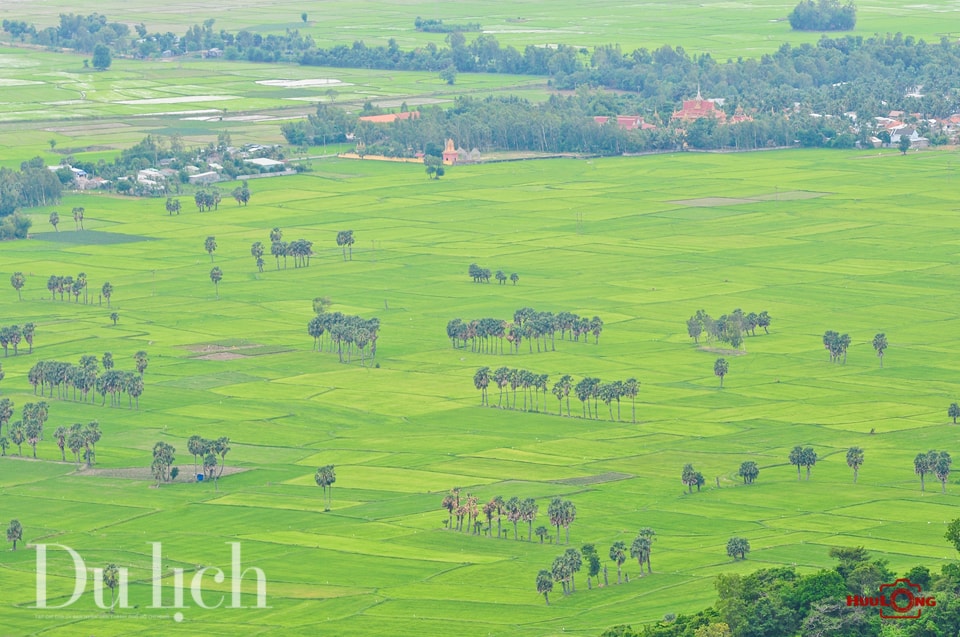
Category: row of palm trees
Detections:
[
  {"x1": 0, "y1": 323, "x2": 34, "y2": 357},
  {"x1": 47, "y1": 207, "x2": 85, "y2": 231},
  {"x1": 473, "y1": 367, "x2": 641, "y2": 422},
  {"x1": 440, "y1": 489, "x2": 578, "y2": 544},
  {"x1": 307, "y1": 312, "x2": 381, "y2": 365},
  {"x1": 0, "y1": 404, "x2": 99, "y2": 466},
  {"x1": 448, "y1": 309, "x2": 604, "y2": 354},
  {"x1": 27, "y1": 353, "x2": 147, "y2": 408},
  {"x1": 152, "y1": 441, "x2": 177, "y2": 486},
  {"x1": 687, "y1": 309, "x2": 771, "y2": 349},
  {"x1": 467, "y1": 264, "x2": 519, "y2": 284},
  {"x1": 250, "y1": 228, "x2": 316, "y2": 272},
  {"x1": 43, "y1": 275, "x2": 113, "y2": 306},
  {"x1": 536, "y1": 529, "x2": 656, "y2": 604}
]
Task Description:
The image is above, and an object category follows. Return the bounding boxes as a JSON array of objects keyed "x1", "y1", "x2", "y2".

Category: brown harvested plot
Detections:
[{"x1": 76, "y1": 465, "x2": 248, "y2": 481}]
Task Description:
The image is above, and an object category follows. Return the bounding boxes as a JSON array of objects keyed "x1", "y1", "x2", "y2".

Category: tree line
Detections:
[
  {"x1": 686, "y1": 309, "x2": 771, "y2": 349},
  {"x1": 251, "y1": 227, "x2": 316, "y2": 272},
  {"x1": 43, "y1": 275, "x2": 114, "y2": 307},
  {"x1": 537, "y1": 529, "x2": 656, "y2": 605},
  {"x1": 0, "y1": 157, "x2": 63, "y2": 218},
  {"x1": 0, "y1": 323, "x2": 34, "y2": 356},
  {"x1": 473, "y1": 367, "x2": 641, "y2": 422},
  {"x1": 600, "y1": 545, "x2": 958, "y2": 637},
  {"x1": 449, "y1": 308, "x2": 604, "y2": 354},
  {"x1": 0, "y1": 399, "x2": 102, "y2": 465},
  {"x1": 307, "y1": 312, "x2": 381, "y2": 365},
  {"x1": 27, "y1": 352, "x2": 147, "y2": 408},
  {"x1": 441, "y1": 489, "x2": 578, "y2": 543},
  {"x1": 468, "y1": 264, "x2": 518, "y2": 285},
  {"x1": 414, "y1": 17, "x2": 482, "y2": 33}
]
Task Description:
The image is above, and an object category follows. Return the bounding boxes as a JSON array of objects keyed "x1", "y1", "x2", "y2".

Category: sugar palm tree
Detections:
[
  {"x1": 473, "y1": 367, "x2": 490, "y2": 406},
  {"x1": 101, "y1": 282, "x2": 113, "y2": 307},
  {"x1": 6, "y1": 519, "x2": 22, "y2": 550},
  {"x1": 609, "y1": 541, "x2": 627, "y2": 584},
  {"x1": 49, "y1": 211, "x2": 59, "y2": 232},
  {"x1": 789, "y1": 445, "x2": 804, "y2": 480},
  {"x1": 872, "y1": 333, "x2": 888, "y2": 367},
  {"x1": 72, "y1": 207, "x2": 85, "y2": 229},
  {"x1": 54, "y1": 426, "x2": 67, "y2": 461},
  {"x1": 847, "y1": 447, "x2": 864, "y2": 483},
  {"x1": 315, "y1": 464, "x2": 336, "y2": 510},
  {"x1": 623, "y1": 378, "x2": 639, "y2": 423},
  {"x1": 510, "y1": 272, "x2": 519, "y2": 285},
  {"x1": 521, "y1": 497, "x2": 538, "y2": 540},
  {"x1": 536, "y1": 570, "x2": 553, "y2": 605},
  {"x1": 714, "y1": 358, "x2": 729, "y2": 387},
  {"x1": 209, "y1": 267, "x2": 223, "y2": 299},
  {"x1": 564, "y1": 548, "x2": 582, "y2": 592},
  {"x1": 102, "y1": 564, "x2": 120, "y2": 612},
  {"x1": 204, "y1": 236, "x2": 217, "y2": 261},
  {"x1": 10, "y1": 272, "x2": 25, "y2": 301},
  {"x1": 950, "y1": 402, "x2": 960, "y2": 424}
]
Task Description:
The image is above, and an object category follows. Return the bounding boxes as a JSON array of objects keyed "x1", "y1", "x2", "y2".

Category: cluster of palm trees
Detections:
[
  {"x1": 250, "y1": 228, "x2": 315, "y2": 272},
  {"x1": 822, "y1": 331, "x2": 852, "y2": 363},
  {"x1": 42, "y1": 275, "x2": 113, "y2": 307},
  {"x1": 681, "y1": 463, "x2": 706, "y2": 493},
  {"x1": 536, "y1": 529, "x2": 655, "y2": 605},
  {"x1": 336, "y1": 230, "x2": 354, "y2": 261},
  {"x1": 687, "y1": 308, "x2": 771, "y2": 349},
  {"x1": 165, "y1": 198, "x2": 182, "y2": 215},
  {"x1": 231, "y1": 183, "x2": 251, "y2": 206},
  {"x1": 52, "y1": 421, "x2": 101, "y2": 466},
  {"x1": 915, "y1": 450, "x2": 952, "y2": 493},
  {"x1": 822, "y1": 331, "x2": 889, "y2": 366},
  {"x1": 0, "y1": 401, "x2": 48, "y2": 458},
  {"x1": 789, "y1": 446, "x2": 818, "y2": 480},
  {"x1": 193, "y1": 188, "x2": 222, "y2": 212},
  {"x1": 448, "y1": 309, "x2": 604, "y2": 354},
  {"x1": 1, "y1": 403, "x2": 99, "y2": 466},
  {"x1": 151, "y1": 441, "x2": 177, "y2": 486},
  {"x1": 467, "y1": 265, "x2": 520, "y2": 285},
  {"x1": 307, "y1": 312, "x2": 380, "y2": 365},
  {"x1": 440, "y1": 490, "x2": 577, "y2": 543},
  {"x1": 187, "y1": 435, "x2": 231, "y2": 482},
  {"x1": 473, "y1": 367, "x2": 641, "y2": 422},
  {"x1": 27, "y1": 352, "x2": 147, "y2": 408},
  {"x1": 0, "y1": 323, "x2": 34, "y2": 356}
]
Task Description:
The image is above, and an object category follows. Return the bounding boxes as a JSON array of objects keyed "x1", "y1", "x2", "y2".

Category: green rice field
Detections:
[{"x1": 2, "y1": 149, "x2": 960, "y2": 635}]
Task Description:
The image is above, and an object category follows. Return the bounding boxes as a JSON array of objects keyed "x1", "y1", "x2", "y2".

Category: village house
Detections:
[{"x1": 358, "y1": 111, "x2": 421, "y2": 124}]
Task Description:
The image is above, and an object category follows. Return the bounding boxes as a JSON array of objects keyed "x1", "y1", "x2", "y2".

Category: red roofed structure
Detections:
[
  {"x1": 593, "y1": 115, "x2": 656, "y2": 130},
  {"x1": 671, "y1": 88, "x2": 726, "y2": 123},
  {"x1": 358, "y1": 111, "x2": 421, "y2": 124}
]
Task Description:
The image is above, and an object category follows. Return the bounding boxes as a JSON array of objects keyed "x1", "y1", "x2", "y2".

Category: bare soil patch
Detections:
[
  {"x1": 197, "y1": 351, "x2": 247, "y2": 361},
  {"x1": 183, "y1": 342, "x2": 262, "y2": 353},
  {"x1": 552, "y1": 472, "x2": 633, "y2": 486},
  {"x1": 75, "y1": 465, "x2": 248, "y2": 481},
  {"x1": 698, "y1": 346, "x2": 747, "y2": 356}
]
